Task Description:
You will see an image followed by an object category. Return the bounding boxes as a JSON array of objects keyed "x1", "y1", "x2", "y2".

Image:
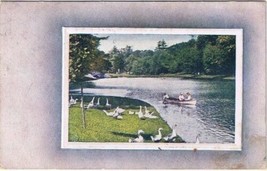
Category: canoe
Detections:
[{"x1": 163, "y1": 97, "x2": 197, "y2": 105}]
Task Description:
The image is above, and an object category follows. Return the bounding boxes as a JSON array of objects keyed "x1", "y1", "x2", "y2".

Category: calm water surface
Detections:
[{"x1": 73, "y1": 77, "x2": 235, "y2": 143}]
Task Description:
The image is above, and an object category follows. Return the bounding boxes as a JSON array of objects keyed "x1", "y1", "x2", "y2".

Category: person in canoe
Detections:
[
  {"x1": 184, "y1": 92, "x2": 192, "y2": 101},
  {"x1": 163, "y1": 93, "x2": 170, "y2": 100},
  {"x1": 178, "y1": 93, "x2": 185, "y2": 101},
  {"x1": 163, "y1": 92, "x2": 196, "y2": 105}
]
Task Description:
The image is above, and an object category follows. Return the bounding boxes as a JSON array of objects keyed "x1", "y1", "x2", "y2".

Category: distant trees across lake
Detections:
[{"x1": 69, "y1": 34, "x2": 236, "y2": 80}]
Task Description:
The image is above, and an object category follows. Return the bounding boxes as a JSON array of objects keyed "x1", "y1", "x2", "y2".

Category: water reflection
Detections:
[{"x1": 71, "y1": 77, "x2": 235, "y2": 143}]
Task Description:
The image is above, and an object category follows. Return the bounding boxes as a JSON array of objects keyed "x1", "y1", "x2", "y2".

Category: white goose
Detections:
[
  {"x1": 144, "y1": 111, "x2": 158, "y2": 119},
  {"x1": 112, "y1": 111, "x2": 123, "y2": 120},
  {"x1": 137, "y1": 106, "x2": 145, "y2": 119},
  {"x1": 151, "y1": 128, "x2": 163, "y2": 142},
  {"x1": 129, "y1": 130, "x2": 145, "y2": 143},
  {"x1": 106, "y1": 98, "x2": 111, "y2": 109},
  {"x1": 128, "y1": 111, "x2": 135, "y2": 115},
  {"x1": 69, "y1": 96, "x2": 78, "y2": 105},
  {"x1": 86, "y1": 97, "x2": 95, "y2": 109},
  {"x1": 148, "y1": 114, "x2": 158, "y2": 119},
  {"x1": 163, "y1": 124, "x2": 177, "y2": 142},
  {"x1": 69, "y1": 96, "x2": 78, "y2": 107},
  {"x1": 144, "y1": 106, "x2": 158, "y2": 118},
  {"x1": 103, "y1": 110, "x2": 115, "y2": 117},
  {"x1": 196, "y1": 134, "x2": 201, "y2": 144},
  {"x1": 95, "y1": 97, "x2": 100, "y2": 107},
  {"x1": 115, "y1": 106, "x2": 125, "y2": 114}
]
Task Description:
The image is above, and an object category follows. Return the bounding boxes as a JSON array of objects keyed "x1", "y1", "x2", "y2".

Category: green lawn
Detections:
[{"x1": 68, "y1": 96, "x2": 185, "y2": 143}]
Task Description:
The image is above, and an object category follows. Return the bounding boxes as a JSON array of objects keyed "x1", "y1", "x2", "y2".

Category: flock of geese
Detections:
[
  {"x1": 69, "y1": 96, "x2": 158, "y2": 120},
  {"x1": 69, "y1": 95, "x2": 201, "y2": 143},
  {"x1": 69, "y1": 96, "x2": 111, "y2": 109},
  {"x1": 129, "y1": 126, "x2": 201, "y2": 143},
  {"x1": 129, "y1": 106, "x2": 159, "y2": 119},
  {"x1": 129, "y1": 125, "x2": 180, "y2": 143}
]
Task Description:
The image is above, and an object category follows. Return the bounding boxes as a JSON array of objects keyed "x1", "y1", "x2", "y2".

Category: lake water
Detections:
[{"x1": 72, "y1": 77, "x2": 235, "y2": 143}]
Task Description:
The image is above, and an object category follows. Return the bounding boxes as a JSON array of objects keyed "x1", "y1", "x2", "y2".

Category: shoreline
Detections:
[{"x1": 108, "y1": 73, "x2": 235, "y2": 81}]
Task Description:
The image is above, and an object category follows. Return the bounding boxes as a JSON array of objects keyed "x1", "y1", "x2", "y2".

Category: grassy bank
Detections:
[
  {"x1": 69, "y1": 96, "x2": 185, "y2": 143},
  {"x1": 109, "y1": 73, "x2": 235, "y2": 80}
]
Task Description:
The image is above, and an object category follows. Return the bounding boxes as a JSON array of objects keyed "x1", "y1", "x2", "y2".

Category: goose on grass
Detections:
[
  {"x1": 69, "y1": 96, "x2": 78, "y2": 104},
  {"x1": 103, "y1": 109, "x2": 122, "y2": 119},
  {"x1": 129, "y1": 130, "x2": 145, "y2": 143},
  {"x1": 151, "y1": 128, "x2": 163, "y2": 142},
  {"x1": 163, "y1": 124, "x2": 177, "y2": 142},
  {"x1": 144, "y1": 111, "x2": 158, "y2": 119},
  {"x1": 95, "y1": 97, "x2": 100, "y2": 107},
  {"x1": 69, "y1": 96, "x2": 78, "y2": 107},
  {"x1": 86, "y1": 97, "x2": 95, "y2": 109},
  {"x1": 105, "y1": 98, "x2": 111, "y2": 109},
  {"x1": 128, "y1": 111, "x2": 135, "y2": 115},
  {"x1": 115, "y1": 106, "x2": 125, "y2": 114},
  {"x1": 103, "y1": 110, "x2": 115, "y2": 117},
  {"x1": 144, "y1": 106, "x2": 151, "y2": 115},
  {"x1": 113, "y1": 111, "x2": 123, "y2": 120},
  {"x1": 137, "y1": 106, "x2": 145, "y2": 119}
]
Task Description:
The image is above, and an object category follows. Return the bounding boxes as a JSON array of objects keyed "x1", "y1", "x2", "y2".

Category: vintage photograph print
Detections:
[{"x1": 62, "y1": 28, "x2": 242, "y2": 150}]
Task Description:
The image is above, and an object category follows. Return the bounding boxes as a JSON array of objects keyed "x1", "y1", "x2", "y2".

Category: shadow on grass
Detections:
[
  {"x1": 111, "y1": 131, "x2": 185, "y2": 143},
  {"x1": 111, "y1": 131, "x2": 153, "y2": 141}
]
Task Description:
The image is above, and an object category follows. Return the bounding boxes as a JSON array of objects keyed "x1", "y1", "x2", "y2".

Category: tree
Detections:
[
  {"x1": 90, "y1": 51, "x2": 112, "y2": 72},
  {"x1": 113, "y1": 54, "x2": 125, "y2": 73},
  {"x1": 202, "y1": 35, "x2": 236, "y2": 75},
  {"x1": 69, "y1": 34, "x2": 107, "y2": 128},
  {"x1": 216, "y1": 35, "x2": 236, "y2": 75},
  {"x1": 121, "y1": 45, "x2": 133, "y2": 58},
  {"x1": 203, "y1": 44, "x2": 227, "y2": 74},
  {"x1": 156, "y1": 40, "x2": 167, "y2": 50}
]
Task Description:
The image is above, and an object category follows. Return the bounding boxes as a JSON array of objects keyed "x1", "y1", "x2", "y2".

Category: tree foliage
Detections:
[
  {"x1": 100, "y1": 35, "x2": 235, "y2": 76},
  {"x1": 69, "y1": 34, "x2": 236, "y2": 77},
  {"x1": 69, "y1": 34, "x2": 107, "y2": 83}
]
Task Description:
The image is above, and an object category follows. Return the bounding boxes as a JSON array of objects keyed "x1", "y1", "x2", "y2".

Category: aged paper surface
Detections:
[{"x1": 0, "y1": 1, "x2": 266, "y2": 169}]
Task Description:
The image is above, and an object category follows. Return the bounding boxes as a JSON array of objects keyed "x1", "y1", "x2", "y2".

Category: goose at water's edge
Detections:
[
  {"x1": 196, "y1": 134, "x2": 201, "y2": 144},
  {"x1": 163, "y1": 124, "x2": 177, "y2": 142},
  {"x1": 151, "y1": 128, "x2": 163, "y2": 142},
  {"x1": 95, "y1": 97, "x2": 100, "y2": 107},
  {"x1": 129, "y1": 130, "x2": 145, "y2": 143}
]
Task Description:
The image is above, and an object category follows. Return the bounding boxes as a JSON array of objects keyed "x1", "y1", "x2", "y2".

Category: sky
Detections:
[{"x1": 93, "y1": 34, "x2": 193, "y2": 53}]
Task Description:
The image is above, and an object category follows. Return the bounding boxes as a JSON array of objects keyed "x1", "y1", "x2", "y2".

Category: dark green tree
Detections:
[
  {"x1": 113, "y1": 54, "x2": 125, "y2": 73},
  {"x1": 216, "y1": 35, "x2": 236, "y2": 75},
  {"x1": 156, "y1": 39, "x2": 167, "y2": 50},
  {"x1": 203, "y1": 44, "x2": 227, "y2": 74}
]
